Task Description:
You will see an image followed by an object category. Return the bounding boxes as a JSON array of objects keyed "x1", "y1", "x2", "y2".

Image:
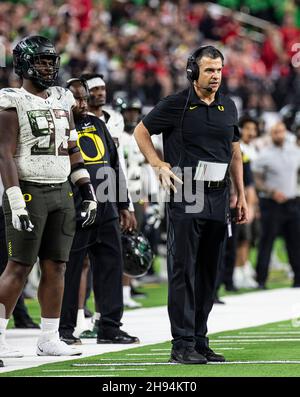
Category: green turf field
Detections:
[
  {"x1": 8, "y1": 272, "x2": 292, "y2": 330},
  {"x1": 9, "y1": 237, "x2": 291, "y2": 329},
  {"x1": 2, "y1": 319, "x2": 300, "y2": 377}
]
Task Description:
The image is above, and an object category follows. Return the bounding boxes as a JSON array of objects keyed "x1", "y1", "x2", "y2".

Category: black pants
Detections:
[
  {"x1": 216, "y1": 208, "x2": 237, "y2": 291},
  {"x1": 59, "y1": 217, "x2": 123, "y2": 334},
  {"x1": 167, "y1": 212, "x2": 227, "y2": 350},
  {"x1": 256, "y1": 198, "x2": 300, "y2": 285},
  {"x1": 0, "y1": 207, "x2": 30, "y2": 322}
]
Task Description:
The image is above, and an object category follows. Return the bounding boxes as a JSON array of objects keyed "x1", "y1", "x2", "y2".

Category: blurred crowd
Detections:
[{"x1": 0, "y1": 0, "x2": 299, "y2": 114}]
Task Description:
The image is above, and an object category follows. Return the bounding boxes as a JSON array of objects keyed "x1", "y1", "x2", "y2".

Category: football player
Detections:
[{"x1": 0, "y1": 36, "x2": 97, "y2": 358}]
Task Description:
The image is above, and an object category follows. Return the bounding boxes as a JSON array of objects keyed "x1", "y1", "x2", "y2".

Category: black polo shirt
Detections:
[
  {"x1": 142, "y1": 87, "x2": 240, "y2": 221},
  {"x1": 143, "y1": 87, "x2": 239, "y2": 168}
]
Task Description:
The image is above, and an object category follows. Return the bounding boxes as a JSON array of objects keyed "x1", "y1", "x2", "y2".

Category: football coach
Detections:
[{"x1": 134, "y1": 45, "x2": 248, "y2": 364}]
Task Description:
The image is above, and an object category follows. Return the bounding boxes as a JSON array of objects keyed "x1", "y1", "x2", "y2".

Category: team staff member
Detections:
[
  {"x1": 59, "y1": 79, "x2": 139, "y2": 345},
  {"x1": 134, "y1": 46, "x2": 248, "y2": 364},
  {"x1": 253, "y1": 121, "x2": 300, "y2": 289}
]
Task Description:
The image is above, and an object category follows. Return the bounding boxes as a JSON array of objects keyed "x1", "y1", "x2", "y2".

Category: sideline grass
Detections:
[{"x1": 3, "y1": 319, "x2": 300, "y2": 377}]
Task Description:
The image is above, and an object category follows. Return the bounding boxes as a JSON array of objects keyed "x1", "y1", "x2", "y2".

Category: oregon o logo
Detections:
[
  {"x1": 78, "y1": 133, "x2": 105, "y2": 162},
  {"x1": 23, "y1": 193, "x2": 32, "y2": 202},
  {"x1": 218, "y1": 106, "x2": 224, "y2": 111}
]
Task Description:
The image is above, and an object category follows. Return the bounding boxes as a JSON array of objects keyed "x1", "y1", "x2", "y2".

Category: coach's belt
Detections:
[{"x1": 204, "y1": 180, "x2": 227, "y2": 189}]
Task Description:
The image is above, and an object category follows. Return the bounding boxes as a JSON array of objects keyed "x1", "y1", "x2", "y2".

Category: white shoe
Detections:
[
  {"x1": 0, "y1": 341, "x2": 23, "y2": 358},
  {"x1": 242, "y1": 275, "x2": 258, "y2": 289},
  {"x1": 124, "y1": 296, "x2": 142, "y2": 309},
  {"x1": 244, "y1": 261, "x2": 256, "y2": 278},
  {"x1": 73, "y1": 323, "x2": 92, "y2": 338},
  {"x1": 37, "y1": 337, "x2": 82, "y2": 356},
  {"x1": 233, "y1": 267, "x2": 245, "y2": 289}
]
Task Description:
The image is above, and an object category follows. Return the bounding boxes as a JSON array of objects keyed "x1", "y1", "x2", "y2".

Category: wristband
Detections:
[
  {"x1": 6, "y1": 186, "x2": 26, "y2": 210},
  {"x1": 79, "y1": 182, "x2": 97, "y2": 202},
  {"x1": 70, "y1": 167, "x2": 90, "y2": 185},
  {"x1": 68, "y1": 146, "x2": 80, "y2": 155}
]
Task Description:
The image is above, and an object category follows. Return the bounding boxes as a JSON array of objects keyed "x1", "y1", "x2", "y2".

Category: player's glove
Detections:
[
  {"x1": 6, "y1": 186, "x2": 34, "y2": 232},
  {"x1": 79, "y1": 183, "x2": 98, "y2": 228}
]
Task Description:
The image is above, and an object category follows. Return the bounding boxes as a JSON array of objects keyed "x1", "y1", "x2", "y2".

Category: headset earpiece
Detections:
[
  {"x1": 186, "y1": 55, "x2": 199, "y2": 82},
  {"x1": 186, "y1": 45, "x2": 224, "y2": 83}
]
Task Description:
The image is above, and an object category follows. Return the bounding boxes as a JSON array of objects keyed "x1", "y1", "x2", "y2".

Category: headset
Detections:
[{"x1": 186, "y1": 45, "x2": 224, "y2": 83}]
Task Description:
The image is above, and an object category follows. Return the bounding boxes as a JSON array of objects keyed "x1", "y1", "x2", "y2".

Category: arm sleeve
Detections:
[{"x1": 142, "y1": 96, "x2": 175, "y2": 135}]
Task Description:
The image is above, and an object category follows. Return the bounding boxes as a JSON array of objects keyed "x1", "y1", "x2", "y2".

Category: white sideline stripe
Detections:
[
  {"x1": 209, "y1": 361, "x2": 300, "y2": 365},
  {"x1": 21, "y1": 375, "x2": 119, "y2": 378},
  {"x1": 92, "y1": 358, "x2": 165, "y2": 361},
  {"x1": 73, "y1": 363, "x2": 177, "y2": 367},
  {"x1": 238, "y1": 331, "x2": 300, "y2": 335},
  {"x1": 72, "y1": 360, "x2": 300, "y2": 367},
  {"x1": 218, "y1": 335, "x2": 300, "y2": 339},
  {"x1": 151, "y1": 347, "x2": 245, "y2": 350},
  {"x1": 150, "y1": 347, "x2": 244, "y2": 351},
  {"x1": 43, "y1": 368, "x2": 146, "y2": 372},
  {"x1": 212, "y1": 338, "x2": 300, "y2": 342},
  {"x1": 151, "y1": 349, "x2": 170, "y2": 351},
  {"x1": 55, "y1": 375, "x2": 119, "y2": 377},
  {"x1": 212, "y1": 348, "x2": 245, "y2": 350},
  {"x1": 127, "y1": 353, "x2": 169, "y2": 356}
]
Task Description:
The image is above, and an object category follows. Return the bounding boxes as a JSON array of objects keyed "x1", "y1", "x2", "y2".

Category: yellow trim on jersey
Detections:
[
  {"x1": 85, "y1": 160, "x2": 108, "y2": 165},
  {"x1": 77, "y1": 126, "x2": 97, "y2": 134}
]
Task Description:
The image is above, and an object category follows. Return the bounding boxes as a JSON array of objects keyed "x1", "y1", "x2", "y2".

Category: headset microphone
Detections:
[{"x1": 193, "y1": 81, "x2": 214, "y2": 93}]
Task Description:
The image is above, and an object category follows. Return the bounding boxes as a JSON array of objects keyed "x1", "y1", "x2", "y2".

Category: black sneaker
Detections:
[
  {"x1": 97, "y1": 328, "x2": 140, "y2": 344},
  {"x1": 131, "y1": 287, "x2": 147, "y2": 299},
  {"x1": 14, "y1": 317, "x2": 40, "y2": 329},
  {"x1": 225, "y1": 285, "x2": 238, "y2": 292},
  {"x1": 169, "y1": 346, "x2": 207, "y2": 365},
  {"x1": 0, "y1": 359, "x2": 4, "y2": 367},
  {"x1": 197, "y1": 346, "x2": 225, "y2": 362},
  {"x1": 60, "y1": 333, "x2": 82, "y2": 345},
  {"x1": 257, "y1": 283, "x2": 267, "y2": 290},
  {"x1": 214, "y1": 297, "x2": 225, "y2": 304}
]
